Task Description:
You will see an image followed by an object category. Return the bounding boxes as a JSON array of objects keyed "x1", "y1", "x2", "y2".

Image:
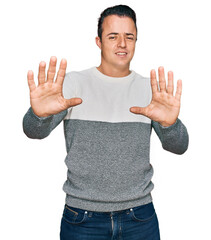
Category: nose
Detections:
[{"x1": 117, "y1": 35, "x2": 126, "y2": 48}]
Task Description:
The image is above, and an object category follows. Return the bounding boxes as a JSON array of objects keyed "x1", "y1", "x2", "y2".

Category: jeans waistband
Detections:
[{"x1": 65, "y1": 202, "x2": 153, "y2": 217}]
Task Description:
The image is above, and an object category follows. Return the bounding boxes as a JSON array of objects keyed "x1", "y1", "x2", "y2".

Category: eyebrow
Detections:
[
  {"x1": 126, "y1": 33, "x2": 135, "y2": 37},
  {"x1": 106, "y1": 32, "x2": 135, "y2": 37}
]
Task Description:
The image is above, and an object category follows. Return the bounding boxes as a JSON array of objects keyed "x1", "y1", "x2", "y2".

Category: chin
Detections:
[{"x1": 115, "y1": 62, "x2": 130, "y2": 69}]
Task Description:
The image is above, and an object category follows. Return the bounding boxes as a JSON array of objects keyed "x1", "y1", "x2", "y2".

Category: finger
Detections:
[
  {"x1": 64, "y1": 98, "x2": 83, "y2": 108},
  {"x1": 158, "y1": 66, "x2": 166, "y2": 92},
  {"x1": 175, "y1": 79, "x2": 182, "y2": 101},
  {"x1": 47, "y1": 56, "x2": 57, "y2": 82},
  {"x1": 167, "y1": 71, "x2": 174, "y2": 95},
  {"x1": 38, "y1": 61, "x2": 46, "y2": 85},
  {"x1": 27, "y1": 70, "x2": 36, "y2": 92},
  {"x1": 130, "y1": 106, "x2": 149, "y2": 117},
  {"x1": 150, "y1": 69, "x2": 158, "y2": 94},
  {"x1": 55, "y1": 58, "x2": 67, "y2": 85}
]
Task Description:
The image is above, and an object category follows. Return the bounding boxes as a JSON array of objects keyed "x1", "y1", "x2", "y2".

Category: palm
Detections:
[
  {"x1": 27, "y1": 57, "x2": 82, "y2": 117},
  {"x1": 30, "y1": 81, "x2": 68, "y2": 117},
  {"x1": 130, "y1": 67, "x2": 182, "y2": 127}
]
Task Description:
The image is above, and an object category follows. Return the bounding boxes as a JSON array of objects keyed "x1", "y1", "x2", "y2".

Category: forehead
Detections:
[{"x1": 102, "y1": 15, "x2": 136, "y2": 35}]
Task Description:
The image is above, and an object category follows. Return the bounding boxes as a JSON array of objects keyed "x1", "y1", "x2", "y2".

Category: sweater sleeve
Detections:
[
  {"x1": 23, "y1": 107, "x2": 67, "y2": 139},
  {"x1": 152, "y1": 118, "x2": 189, "y2": 154}
]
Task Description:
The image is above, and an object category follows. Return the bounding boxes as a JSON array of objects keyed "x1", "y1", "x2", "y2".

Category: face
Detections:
[{"x1": 96, "y1": 15, "x2": 137, "y2": 72}]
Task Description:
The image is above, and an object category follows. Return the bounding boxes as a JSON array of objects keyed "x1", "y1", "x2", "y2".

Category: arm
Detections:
[
  {"x1": 152, "y1": 119, "x2": 189, "y2": 154},
  {"x1": 23, "y1": 56, "x2": 82, "y2": 139},
  {"x1": 23, "y1": 107, "x2": 67, "y2": 139},
  {"x1": 130, "y1": 66, "x2": 189, "y2": 154}
]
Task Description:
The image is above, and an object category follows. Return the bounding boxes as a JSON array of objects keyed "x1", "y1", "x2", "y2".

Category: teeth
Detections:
[{"x1": 116, "y1": 52, "x2": 126, "y2": 55}]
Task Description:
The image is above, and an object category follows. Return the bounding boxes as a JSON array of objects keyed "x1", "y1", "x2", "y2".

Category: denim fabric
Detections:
[{"x1": 60, "y1": 202, "x2": 160, "y2": 240}]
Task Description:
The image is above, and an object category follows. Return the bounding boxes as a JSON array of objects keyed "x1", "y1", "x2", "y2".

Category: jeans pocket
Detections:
[
  {"x1": 62, "y1": 205, "x2": 88, "y2": 225},
  {"x1": 130, "y1": 202, "x2": 156, "y2": 222}
]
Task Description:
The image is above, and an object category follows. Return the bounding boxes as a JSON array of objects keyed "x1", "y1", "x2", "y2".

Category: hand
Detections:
[
  {"x1": 130, "y1": 67, "x2": 182, "y2": 127},
  {"x1": 27, "y1": 56, "x2": 82, "y2": 117}
]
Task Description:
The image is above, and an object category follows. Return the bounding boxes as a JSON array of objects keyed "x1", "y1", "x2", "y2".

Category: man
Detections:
[{"x1": 23, "y1": 5, "x2": 188, "y2": 240}]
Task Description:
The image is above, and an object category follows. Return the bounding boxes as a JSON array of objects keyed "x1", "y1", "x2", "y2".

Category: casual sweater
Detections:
[{"x1": 23, "y1": 67, "x2": 189, "y2": 212}]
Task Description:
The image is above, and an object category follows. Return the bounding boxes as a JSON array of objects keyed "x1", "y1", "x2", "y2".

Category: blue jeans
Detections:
[{"x1": 60, "y1": 202, "x2": 160, "y2": 240}]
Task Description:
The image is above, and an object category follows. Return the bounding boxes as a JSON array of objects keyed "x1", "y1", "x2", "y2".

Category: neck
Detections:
[{"x1": 97, "y1": 63, "x2": 131, "y2": 78}]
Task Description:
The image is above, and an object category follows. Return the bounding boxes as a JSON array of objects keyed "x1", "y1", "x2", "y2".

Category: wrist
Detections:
[
  {"x1": 159, "y1": 119, "x2": 177, "y2": 128},
  {"x1": 30, "y1": 107, "x2": 53, "y2": 120}
]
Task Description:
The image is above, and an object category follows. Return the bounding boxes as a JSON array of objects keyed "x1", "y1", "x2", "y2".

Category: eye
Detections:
[
  {"x1": 108, "y1": 35, "x2": 117, "y2": 40},
  {"x1": 127, "y1": 37, "x2": 134, "y2": 41}
]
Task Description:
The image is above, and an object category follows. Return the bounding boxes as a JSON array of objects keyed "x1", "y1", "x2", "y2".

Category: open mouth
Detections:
[{"x1": 115, "y1": 52, "x2": 127, "y2": 56}]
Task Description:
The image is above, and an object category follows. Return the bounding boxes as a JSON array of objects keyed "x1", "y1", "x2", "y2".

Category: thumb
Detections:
[
  {"x1": 65, "y1": 98, "x2": 83, "y2": 108},
  {"x1": 130, "y1": 106, "x2": 148, "y2": 117}
]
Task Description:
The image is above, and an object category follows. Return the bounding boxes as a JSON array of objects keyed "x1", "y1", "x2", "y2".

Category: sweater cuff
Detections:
[{"x1": 28, "y1": 107, "x2": 54, "y2": 123}]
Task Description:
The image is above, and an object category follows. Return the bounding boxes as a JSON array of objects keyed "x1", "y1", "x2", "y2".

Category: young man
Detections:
[{"x1": 23, "y1": 5, "x2": 188, "y2": 240}]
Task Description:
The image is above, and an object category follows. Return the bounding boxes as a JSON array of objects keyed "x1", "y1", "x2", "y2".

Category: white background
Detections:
[{"x1": 1, "y1": 0, "x2": 210, "y2": 239}]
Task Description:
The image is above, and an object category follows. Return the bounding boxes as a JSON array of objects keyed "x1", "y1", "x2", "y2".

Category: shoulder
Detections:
[
  {"x1": 63, "y1": 68, "x2": 94, "y2": 98},
  {"x1": 65, "y1": 67, "x2": 93, "y2": 80},
  {"x1": 133, "y1": 71, "x2": 151, "y2": 87},
  {"x1": 133, "y1": 71, "x2": 149, "y2": 80},
  {"x1": 131, "y1": 71, "x2": 152, "y2": 101}
]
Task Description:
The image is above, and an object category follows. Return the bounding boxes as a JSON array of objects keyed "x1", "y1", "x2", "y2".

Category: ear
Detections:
[{"x1": 95, "y1": 36, "x2": 102, "y2": 49}]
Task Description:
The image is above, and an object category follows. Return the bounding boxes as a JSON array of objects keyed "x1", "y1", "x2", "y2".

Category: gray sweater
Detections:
[{"x1": 23, "y1": 67, "x2": 189, "y2": 212}]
